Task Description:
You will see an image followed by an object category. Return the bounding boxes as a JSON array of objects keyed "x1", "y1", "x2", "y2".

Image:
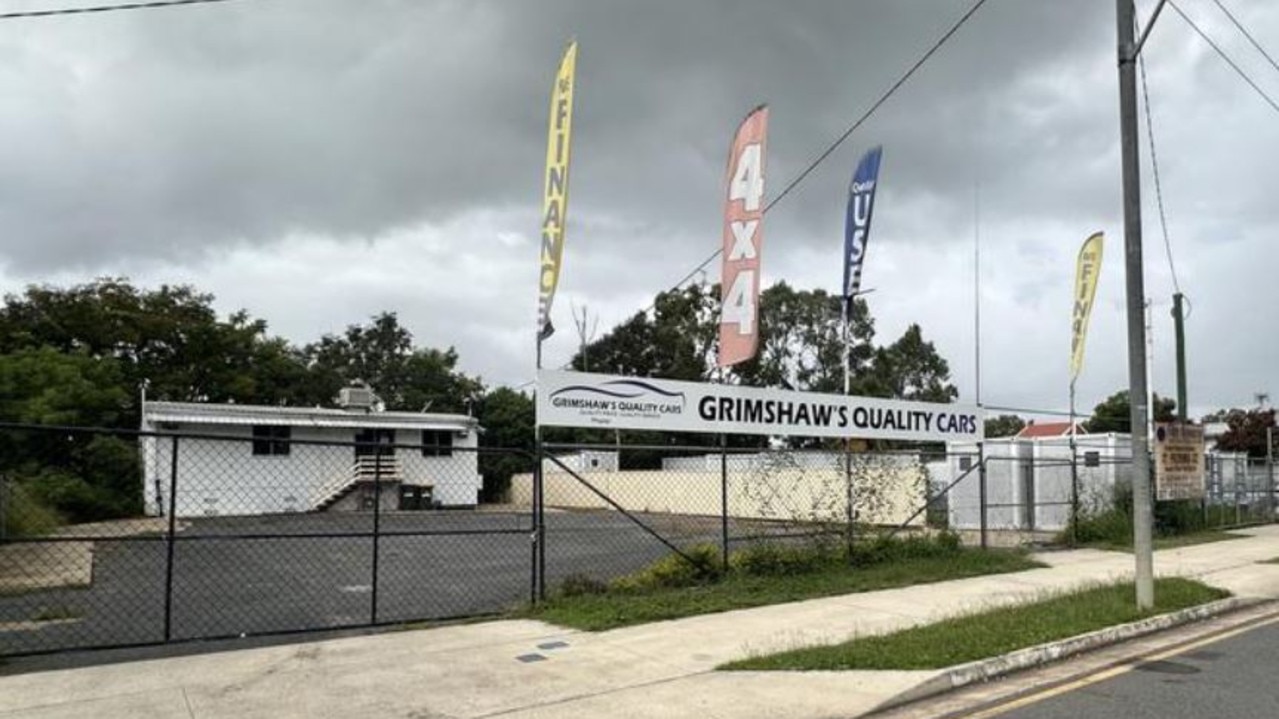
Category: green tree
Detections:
[
  {"x1": 1215, "y1": 408, "x2": 1276, "y2": 458},
  {"x1": 733, "y1": 283, "x2": 875, "y2": 393},
  {"x1": 862, "y1": 324, "x2": 959, "y2": 403},
  {"x1": 301, "y1": 312, "x2": 482, "y2": 412},
  {"x1": 1085, "y1": 390, "x2": 1176, "y2": 434},
  {"x1": 985, "y1": 414, "x2": 1026, "y2": 438},
  {"x1": 475, "y1": 387, "x2": 536, "y2": 501},
  {"x1": 572, "y1": 285, "x2": 717, "y2": 381},
  {"x1": 0, "y1": 348, "x2": 140, "y2": 522},
  {"x1": 0, "y1": 278, "x2": 308, "y2": 416}
]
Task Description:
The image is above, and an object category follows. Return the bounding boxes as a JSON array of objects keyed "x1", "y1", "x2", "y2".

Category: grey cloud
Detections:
[{"x1": 0, "y1": 0, "x2": 1276, "y2": 416}]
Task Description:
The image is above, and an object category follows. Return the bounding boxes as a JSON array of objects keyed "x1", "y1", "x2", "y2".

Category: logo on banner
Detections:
[{"x1": 549, "y1": 379, "x2": 686, "y2": 422}]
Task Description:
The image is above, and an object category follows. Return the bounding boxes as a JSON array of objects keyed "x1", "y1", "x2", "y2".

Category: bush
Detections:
[
  {"x1": 22, "y1": 470, "x2": 106, "y2": 525},
  {"x1": 556, "y1": 573, "x2": 610, "y2": 598},
  {"x1": 731, "y1": 540, "x2": 841, "y2": 577},
  {"x1": 849, "y1": 531, "x2": 963, "y2": 567},
  {"x1": 3, "y1": 480, "x2": 64, "y2": 538},
  {"x1": 611, "y1": 543, "x2": 723, "y2": 591},
  {"x1": 1155, "y1": 499, "x2": 1207, "y2": 537},
  {"x1": 1068, "y1": 508, "x2": 1132, "y2": 546}
]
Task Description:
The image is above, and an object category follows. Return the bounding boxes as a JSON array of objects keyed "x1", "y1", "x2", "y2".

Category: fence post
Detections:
[
  {"x1": 371, "y1": 439, "x2": 383, "y2": 625},
  {"x1": 1268, "y1": 426, "x2": 1275, "y2": 524},
  {"x1": 978, "y1": 443, "x2": 988, "y2": 550},
  {"x1": 844, "y1": 440, "x2": 854, "y2": 561},
  {"x1": 534, "y1": 439, "x2": 546, "y2": 602},
  {"x1": 163, "y1": 435, "x2": 180, "y2": 642},
  {"x1": 1070, "y1": 446, "x2": 1080, "y2": 547},
  {"x1": 721, "y1": 434, "x2": 731, "y2": 568},
  {"x1": 0, "y1": 474, "x2": 8, "y2": 543}
]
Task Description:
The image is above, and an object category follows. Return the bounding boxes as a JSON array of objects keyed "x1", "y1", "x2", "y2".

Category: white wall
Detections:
[
  {"x1": 543, "y1": 450, "x2": 618, "y2": 474},
  {"x1": 946, "y1": 435, "x2": 1132, "y2": 532},
  {"x1": 510, "y1": 460, "x2": 926, "y2": 527},
  {"x1": 143, "y1": 424, "x2": 480, "y2": 517}
]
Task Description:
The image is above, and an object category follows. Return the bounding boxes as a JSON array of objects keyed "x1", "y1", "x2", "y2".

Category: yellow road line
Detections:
[{"x1": 961, "y1": 613, "x2": 1279, "y2": 718}]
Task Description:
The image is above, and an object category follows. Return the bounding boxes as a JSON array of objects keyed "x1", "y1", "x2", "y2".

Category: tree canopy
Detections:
[
  {"x1": 1085, "y1": 390, "x2": 1177, "y2": 434},
  {"x1": 1, "y1": 277, "x2": 962, "y2": 522},
  {"x1": 984, "y1": 414, "x2": 1026, "y2": 438},
  {"x1": 1214, "y1": 408, "x2": 1276, "y2": 458},
  {"x1": 570, "y1": 282, "x2": 956, "y2": 402}
]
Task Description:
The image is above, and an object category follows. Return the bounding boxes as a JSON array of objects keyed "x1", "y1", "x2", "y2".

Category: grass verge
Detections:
[
  {"x1": 721, "y1": 577, "x2": 1228, "y2": 671},
  {"x1": 526, "y1": 542, "x2": 1042, "y2": 631}
]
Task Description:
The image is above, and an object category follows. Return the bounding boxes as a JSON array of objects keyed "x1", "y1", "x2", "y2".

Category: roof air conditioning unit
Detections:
[{"x1": 338, "y1": 385, "x2": 376, "y2": 410}]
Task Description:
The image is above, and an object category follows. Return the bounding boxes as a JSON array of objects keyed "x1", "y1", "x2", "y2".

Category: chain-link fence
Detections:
[
  {"x1": 4, "y1": 423, "x2": 1276, "y2": 657},
  {"x1": 0, "y1": 424, "x2": 535, "y2": 657},
  {"x1": 522, "y1": 443, "x2": 945, "y2": 595}
]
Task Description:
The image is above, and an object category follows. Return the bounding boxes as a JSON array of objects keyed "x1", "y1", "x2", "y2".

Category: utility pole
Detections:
[
  {"x1": 1173, "y1": 293, "x2": 1188, "y2": 421},
  {"x1": 1117, "y1": 0, "x2": 1156, "y2": 610}
]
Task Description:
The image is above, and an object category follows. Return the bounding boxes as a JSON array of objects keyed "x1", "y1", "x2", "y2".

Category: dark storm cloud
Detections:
[
  {"x1": 2, "y1": 0, "x2": 1121, "y2": 270},
  {"x1": 0, "y1": 0, "x2": 1276, "y2": 415}
]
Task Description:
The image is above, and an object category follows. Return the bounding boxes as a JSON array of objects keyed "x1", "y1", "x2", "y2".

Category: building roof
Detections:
[
  {"x1": 143, "y1": 401, "x2": 477, "y2": 432},
  {"x1": 1015, "y1": 421, "x2": 1088, "y2": 439}
]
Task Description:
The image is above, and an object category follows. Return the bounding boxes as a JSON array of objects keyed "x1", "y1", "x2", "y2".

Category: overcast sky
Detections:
[{"x1": 1, "y1": 0, "x2": 1276, "y2": 420}]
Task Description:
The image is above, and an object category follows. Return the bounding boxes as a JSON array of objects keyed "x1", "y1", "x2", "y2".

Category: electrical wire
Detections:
[
  {"x1": 1137, "y1": 35, "x2": 1183, "y2": 295},
  {"x1": 632, "y1": 0, "x2": 992, "y2": 322},
  {"x1": 0, "y1": 0, "x2": 236, "y2": 21},
  {"x1": 1168, "y1": 0, "x2": 1279, "y2": 115},
  {"x1": 1209, "y1": 0, "x2": 1279, "y2": 77}
]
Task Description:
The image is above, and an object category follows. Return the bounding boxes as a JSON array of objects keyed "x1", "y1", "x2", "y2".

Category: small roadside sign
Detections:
[{"x1": 1154, "y1": 422, "x2": 1205, "y2": 501}]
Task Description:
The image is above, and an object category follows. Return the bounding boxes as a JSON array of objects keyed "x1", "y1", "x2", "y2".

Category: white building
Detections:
[
  {"x1": 140, "y1": 390, "x2": 481, "y2": 517},
  {"x1": 543, "y1": 450, "x2": 619, "y2": 474},
  {"x1": 945, "y1": 434, "x2": 1133, "y2": 533}
]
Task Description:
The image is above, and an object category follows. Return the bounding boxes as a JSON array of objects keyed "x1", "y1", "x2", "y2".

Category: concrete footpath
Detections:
[{"x1": 4, "y1": 526, "x2": 1279, "y2": 719}]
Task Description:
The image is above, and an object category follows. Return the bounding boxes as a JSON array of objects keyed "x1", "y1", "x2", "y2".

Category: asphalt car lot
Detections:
[{"x1": 0, "y1": 509, "x2": 729, "y2": 656}]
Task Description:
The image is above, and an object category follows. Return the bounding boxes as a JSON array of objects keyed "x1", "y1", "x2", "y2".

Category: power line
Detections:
[
  {"x1": 0, "y1": 0, "x2": 236, "y2": 20},
  {"x1": 1168, "y1": 0, "x2": 1279, "y2": 115},
  {"x1": 1137, "y1": 34, "x2": 1182, "y2": 294},
  {"x1": 1209, "y1": 0, "x2": 1279, "y2": 77},
  {"x1": 764, "y1": 0, "x2": 991, "y2": 215},
  {"x1": 633, "y1": 0, "x2": 992, "y2": 323}
]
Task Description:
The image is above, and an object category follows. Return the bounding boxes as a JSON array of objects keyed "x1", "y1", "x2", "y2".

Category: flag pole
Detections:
[
  {"x1": 842, "y1": 294, "x2": 853, "y2": 557},
  {"x1": 1070, "y1": 378, "x2": 1079, "y2": 544},
  {"x1": 532, "y1": 38, "x2": 577, "y2": 602}
]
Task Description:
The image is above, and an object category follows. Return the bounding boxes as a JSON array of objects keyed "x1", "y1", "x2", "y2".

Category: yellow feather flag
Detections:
[
  {"x1": 536, "y1": 40, "x2": 577, "y2": 342},
  {"x1": 1070, "y1": 232, "x2": 1105, "y2": 383}
]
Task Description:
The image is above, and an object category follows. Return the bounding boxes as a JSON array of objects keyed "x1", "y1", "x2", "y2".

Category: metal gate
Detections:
[{"x1": 0, "y1": 425, "x2": 535, "y2": 657}]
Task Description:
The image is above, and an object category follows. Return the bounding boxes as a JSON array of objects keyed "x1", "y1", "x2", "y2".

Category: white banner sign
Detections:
[{"x1": 536, "y1": 370, "x2": 983, "y2": 443}]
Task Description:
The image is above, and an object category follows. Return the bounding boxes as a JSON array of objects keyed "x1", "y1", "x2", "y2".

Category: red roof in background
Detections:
[{"x1": 1015, "y1": 421, "x2": 1087, "y2": 438}]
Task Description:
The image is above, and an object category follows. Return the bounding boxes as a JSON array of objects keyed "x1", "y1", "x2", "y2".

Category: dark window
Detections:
[
  {"x1": 422, "y1": 430, "x2": 454, "y2": 457},
  {"x1": 252, "y1": 425, "x2": 291, "y2": 456},
  {"x1": 959, "y1": 456, "x2": 973, "y2": 471},
  {"x1": 355, "y1": 428, "x2": 396, "y2": 457},
  {"x1": 1084, "y1": 451, "x2": 1101, "y2": 468}
]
